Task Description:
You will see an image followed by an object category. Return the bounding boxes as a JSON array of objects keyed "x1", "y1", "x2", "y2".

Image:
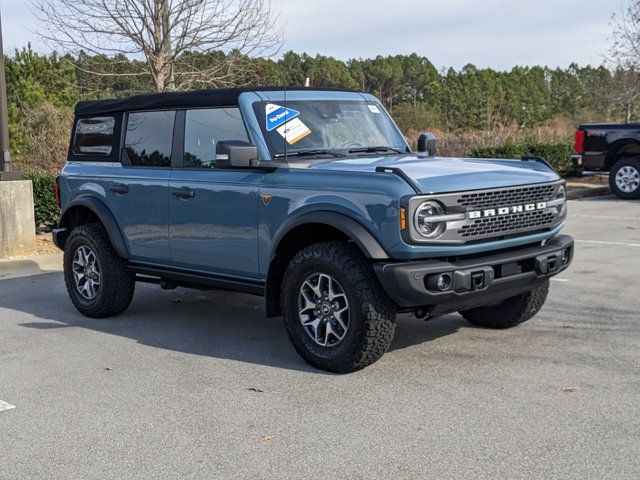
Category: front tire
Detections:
[
  {"x1": 64, "y1": 223, "x2": 135, "y2": 318},
  {"x1": 610, "y1": 158, "x2": 640, "y2": 199},
  {"x1": 460, "y1": 281, "x2": 549, "y2": 329},
  {"x1": 282, "y1": 242, "x2": 396, "y2": 373}
]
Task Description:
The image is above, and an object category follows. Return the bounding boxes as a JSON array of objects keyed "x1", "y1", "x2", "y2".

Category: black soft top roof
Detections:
[{"x1": 74, "y1": 86, "x2": 356, "y2": 116}]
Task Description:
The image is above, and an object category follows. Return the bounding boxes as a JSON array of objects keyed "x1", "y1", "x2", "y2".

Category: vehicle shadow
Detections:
[{"x1": 3, "y1": 272, "x2": 464, "y2": 374}]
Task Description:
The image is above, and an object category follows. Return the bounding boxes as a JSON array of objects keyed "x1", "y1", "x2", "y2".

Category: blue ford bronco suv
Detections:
[{"x1": 54, "y1": 87, "x2": 573, "y2": 372}]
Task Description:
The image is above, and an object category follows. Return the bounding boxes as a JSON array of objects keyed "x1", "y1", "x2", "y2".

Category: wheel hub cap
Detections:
[
  {"x1": 72, "y1": 245, "x2": 101, "y2": 300},
  {"x1": 616, "y1": 166, "x2": 640, "y2": 193},
  {"x1": 298, "y1": 273, "x2": 350, "y2": 347}
]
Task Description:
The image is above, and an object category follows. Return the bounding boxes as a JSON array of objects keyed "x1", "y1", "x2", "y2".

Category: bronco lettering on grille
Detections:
[{"x1": 468, "y1": 202, "x2": 547, "y2": 219}]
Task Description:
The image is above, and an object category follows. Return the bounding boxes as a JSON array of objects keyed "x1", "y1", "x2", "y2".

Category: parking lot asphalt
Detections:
[{"x1": 0, "y1": 195, "x2": 638, "y2": 480}]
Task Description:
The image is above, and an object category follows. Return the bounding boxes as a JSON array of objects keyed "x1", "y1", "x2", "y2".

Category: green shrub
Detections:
[
  {"x1": 24, "y1": 170, "x2": 60, "y2": 230},
  {"x1": 470, "y1": 141, "x2": 573, "y2": 175}
]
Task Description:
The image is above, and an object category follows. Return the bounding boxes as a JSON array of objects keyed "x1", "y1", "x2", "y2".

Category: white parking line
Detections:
[
  {"x1": 576, "y1": 240, "x2": 640, "y2": 248},
  {"x1": 551, "y1": 278, "x2": 570, "y2": 282},
  {"x1": 0, "y1": 400, "x2": 16, "y2": 412},
  {"x1": 573, "y1": 214, "x2": 640, "y2": 221}
]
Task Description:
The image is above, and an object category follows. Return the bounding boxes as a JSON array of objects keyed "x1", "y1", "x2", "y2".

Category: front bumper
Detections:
[
  {"x1": 572, "y1": 154, "x2": 606, "y2": 172},
  {"x1": 374, "y1": 235, "x2": 573, "y2": 316}
]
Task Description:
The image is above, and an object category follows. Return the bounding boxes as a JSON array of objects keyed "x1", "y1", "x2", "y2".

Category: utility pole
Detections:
[
  {"x1": 0, "y1": 9, "x2": 33, "y2": 257},
  {"x1": 0, "y1": 12, "x2": 20, "y2": 181}
]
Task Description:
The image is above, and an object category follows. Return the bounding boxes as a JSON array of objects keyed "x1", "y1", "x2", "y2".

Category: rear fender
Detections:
[{"x1": 56, "y1": 196, "x2": 130, "y2": 259}]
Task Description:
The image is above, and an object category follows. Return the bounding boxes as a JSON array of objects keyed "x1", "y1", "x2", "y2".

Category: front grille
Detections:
[
  {"x1": 408, "y1": 181, "x2": 564, "y2": 245},
  {"x1": 460, "y1": 210, "x2": 556, "y2": 239},
  {"x1": 452, "y1": 182, "x2": 561, "y2": 242},
  {"x1": 457, "y1": 184, "x2": 555, "y2": 210}
]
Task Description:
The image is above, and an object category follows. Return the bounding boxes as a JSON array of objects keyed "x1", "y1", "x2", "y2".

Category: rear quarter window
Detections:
[{"x1": 73, "y1": 117, "x2": 116, "y2": 156}]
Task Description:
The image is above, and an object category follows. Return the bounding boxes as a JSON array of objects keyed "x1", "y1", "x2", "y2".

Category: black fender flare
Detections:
[
  {"x1": 605, "y1": 138, "x2": 640, "y2": 167},
  {"x1": 58, "y1": 196, "x2": 130, "y2": 259},
  {"x1": 264, "y1": 211, "x2": 390, "y2": 317},
  {"x1": 271, "y1": 211, "x2": 390, "y2": 261}
]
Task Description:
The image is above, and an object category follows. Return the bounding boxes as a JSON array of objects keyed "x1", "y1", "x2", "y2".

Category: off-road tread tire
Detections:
[
  {"x1": 460, "y1": 281, "x2": 549, "y2": 329},
  {"x1": 282, "y1": 242, "x2": 396, "y2": 373},
  {"x1": 64, "y1": 223, "x2": 135, "y2": 318},
  {"x1": 609, "y1": 157, "x2": 640, "y2": 199}
]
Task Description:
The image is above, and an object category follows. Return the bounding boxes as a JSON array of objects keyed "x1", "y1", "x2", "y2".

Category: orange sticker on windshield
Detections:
[{"x1": 276, "y1": 118, "x2": 312, "y2": 145}]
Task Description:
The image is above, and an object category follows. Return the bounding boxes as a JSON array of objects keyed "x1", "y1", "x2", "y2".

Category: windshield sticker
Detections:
[
  {"x1": 367, "y1": 104, "x2": 381, "y2": 114},
  {"x1": 265, "y1": 103, "x2": 300, "y2": 131},
  {"x1": 276, "y1": 118, "x2": 312, "y2": 145}
]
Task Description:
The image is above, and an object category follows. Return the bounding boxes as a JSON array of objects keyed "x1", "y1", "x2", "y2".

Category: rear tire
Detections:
[
  {"x1": 460, "y1": 281, "x2": 549, "y2": 329},
  {"x1": 282, "y1": 242, "x2": 396, "y2": 373},
  {"x1": 64, "y1": 223, "x2": 135, "y2": 318},
  {"x1": 610, "y1": 158, "x2": 640, "y2": 199}
]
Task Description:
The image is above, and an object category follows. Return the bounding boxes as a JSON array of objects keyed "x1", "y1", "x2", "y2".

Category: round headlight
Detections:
[{"x1": 414, "y1": 201, "x2": 446, "y2": 239}]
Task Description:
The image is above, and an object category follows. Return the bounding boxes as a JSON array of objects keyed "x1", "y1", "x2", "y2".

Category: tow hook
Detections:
[
  {"x1": 535, "y1": 248, "x2": 572, "y2": 274},
  {"x1": 452, "y1": 266, "x2": 494, "y2": 293}
]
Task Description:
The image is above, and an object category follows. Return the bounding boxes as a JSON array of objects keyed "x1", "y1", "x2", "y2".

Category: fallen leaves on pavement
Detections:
[
  {"x1": 561, "y1": 386, "x2": 578, "y2": 393},
  {"x1": 261, "y1": 434, "x2": 276, "y2": 441}
]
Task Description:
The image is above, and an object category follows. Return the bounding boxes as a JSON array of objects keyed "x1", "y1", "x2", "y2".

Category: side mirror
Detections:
[
  {"x1": 417, "y1": 133, "x2": 437, "y2": 157},
  {"x1": 215, "y1": 141, "x2": 259, "y2": 168}
]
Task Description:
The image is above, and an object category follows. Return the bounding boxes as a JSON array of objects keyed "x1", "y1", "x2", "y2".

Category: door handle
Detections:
[
  {"x1": 172, "y1": 188, "x2": 195, "y2": 199},
  {"x1": 109, "y1": 183, "x2": 129, "y2": 194}
]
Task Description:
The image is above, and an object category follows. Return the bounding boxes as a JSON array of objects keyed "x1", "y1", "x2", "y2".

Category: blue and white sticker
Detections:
[{"x1": 265, "y1": 103, "x2": 300, "y2": 131}]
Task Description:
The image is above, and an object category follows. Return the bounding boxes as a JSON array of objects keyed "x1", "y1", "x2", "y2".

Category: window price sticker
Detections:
[{"x1": 276, "y1": 117, "x2": 312, "y2": 145}]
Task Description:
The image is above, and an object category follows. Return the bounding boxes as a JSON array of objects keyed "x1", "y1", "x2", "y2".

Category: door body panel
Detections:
[
  {"x1": 168, "y1": 170, "x2": 263, "y2": 278},
  {"x1": 108, "y1": 167, "x2": 171, "y2": 263}
]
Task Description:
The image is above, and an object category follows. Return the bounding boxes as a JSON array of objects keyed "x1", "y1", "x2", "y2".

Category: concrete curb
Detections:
[
  {"x1": 0, "y1": 253, "x2": 63, "y2": 280},
  {"x1": 566, "y1": 185, "x2": 611, "y2": 200}
]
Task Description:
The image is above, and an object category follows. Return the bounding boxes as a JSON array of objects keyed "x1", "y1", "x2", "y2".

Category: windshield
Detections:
[{"x1": 252, "y1": 100, "x2": 408, "y2": 159}]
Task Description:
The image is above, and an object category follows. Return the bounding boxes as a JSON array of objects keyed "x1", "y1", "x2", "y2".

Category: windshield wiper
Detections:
[
  {"x1": 274, "y1": 149, "x2": 345, "y2": 159},
  {"x1": 348, "y1": 146, "x2": 406, "y2": 154}
]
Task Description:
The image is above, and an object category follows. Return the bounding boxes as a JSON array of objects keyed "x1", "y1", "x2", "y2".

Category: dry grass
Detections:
[
  {"x1": 15, "y1": 104, "x2": 74, "y2": 173},
  {"x1": 406, "y1": 118, "x2": 576, "y2": 158}
]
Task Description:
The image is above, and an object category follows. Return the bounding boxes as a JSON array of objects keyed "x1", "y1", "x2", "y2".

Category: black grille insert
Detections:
[
  {"x1": 457, "y1": 184, "x2": 555, "y2": 210},
  {"x1": 459, "y1": 210, "x2": 556, "y2": 239}
]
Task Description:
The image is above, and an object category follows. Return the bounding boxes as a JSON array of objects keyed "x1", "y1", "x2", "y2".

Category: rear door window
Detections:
[
  {"x1": 125, "y1": 111, "x2": 175, "y2": 167},
  {"x1": 73, "y1": 117, "x2": 116, "y2": 155},
  {"x1": 183, "y1": 108, "x2": 249, "y2": 168}
]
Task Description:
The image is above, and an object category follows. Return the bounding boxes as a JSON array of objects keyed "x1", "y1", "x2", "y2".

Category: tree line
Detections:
[{"x1": 4, "y1": 47, "x2": 633, "y2": 163}]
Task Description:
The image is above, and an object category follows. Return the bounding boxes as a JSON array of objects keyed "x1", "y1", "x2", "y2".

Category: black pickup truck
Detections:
[{"x1": 573, "y1": 123, "x2": 640, "y2": 199}]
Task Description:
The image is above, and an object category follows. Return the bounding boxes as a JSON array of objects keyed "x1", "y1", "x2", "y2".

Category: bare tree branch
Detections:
[
  {"x1": 30, "y1": 0, "x2": 283, "y2": 92},
  {"x1": 606, "y1": 1, "x2": 640, "y2": 122}
]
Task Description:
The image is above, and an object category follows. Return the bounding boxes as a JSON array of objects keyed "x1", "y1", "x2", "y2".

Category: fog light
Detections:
[
  {"x1": 427, "y1": 273, "x2": 452, "y2": 292},
  {"x1": 561, "y1": 248, "x2": 570, "y2": 265}
]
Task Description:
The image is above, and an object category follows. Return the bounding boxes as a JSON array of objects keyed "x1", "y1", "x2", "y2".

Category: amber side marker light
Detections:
[
  {"x1": 54, "y1": 176, "x2": 61, "y2": 207},
  {"x1": 400, "y1": 207, "x2": 407, "y2": 231}
]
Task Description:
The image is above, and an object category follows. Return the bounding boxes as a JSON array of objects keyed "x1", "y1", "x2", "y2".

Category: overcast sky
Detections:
[{"x1": 1, "y1": 0, "x2": 619, "y2": 71}]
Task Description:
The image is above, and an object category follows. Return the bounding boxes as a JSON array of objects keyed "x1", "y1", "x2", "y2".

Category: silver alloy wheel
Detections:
[
  {"x1": 298, "y1": 273, "x2": 350, "y2": 347},
  {"x1": 72, "y1": 245, "x2": 101, "y2": 300},
  {"x1": 615, "y1": 166, "x2": 640, "y2": 193}
]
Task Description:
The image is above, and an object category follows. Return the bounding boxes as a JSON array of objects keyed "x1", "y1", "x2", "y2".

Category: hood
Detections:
[{"x1": 307, "y1": 155, "x2": 560, "y2": 194}]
